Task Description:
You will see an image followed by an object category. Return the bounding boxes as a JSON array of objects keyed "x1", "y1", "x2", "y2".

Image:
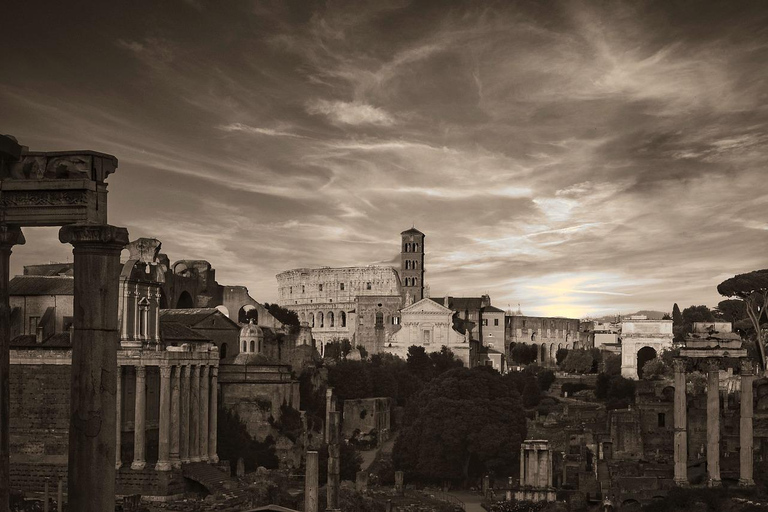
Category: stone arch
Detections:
[
  {"x1": 550, "y1": 343, "x2": 556, "y2": 361},
  {"x1": 540, "y1": 344, "x2": 546, "y2": 363},
  {"x1": 637, "y1": 346, "x2": 658, "y2": 379},
  {"x1": 310, "y1": 312, "x2": 315, "y2": 328},
  {"x1": 220, "y1": 343, "x2": 228, "y2": 359},
  {"x1": 341, "y1": 311, "x2": 347, "y2": 327},
  {"x1": 318, "y1": 311, "x2": 324, "y2": 328},
  {"x1": 250, "y1": 340, "x2": 255, "y2": 352},
  {"x1": 176, "y1": 291, "x2": 194, "y2": 309},
  {"x1": 238, "y1": 305, "x2": 258, "y2": 324},
  {"x1": 328, "y1": 311, "x2": 334, "y2": 327}
]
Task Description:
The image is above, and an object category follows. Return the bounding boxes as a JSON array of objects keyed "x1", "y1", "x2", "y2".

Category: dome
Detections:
[{"x1": 239, "y1": 319, "x2": 263, "y2": 338}]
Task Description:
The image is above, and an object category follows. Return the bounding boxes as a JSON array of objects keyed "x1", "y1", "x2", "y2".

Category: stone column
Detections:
[
  {"x1": 394, "y1": 470, "x2": 404, "y2": 496},
  {"x1": 208, "y1": 367, "x2": 219, "y2": 463},
  {"x1": 199, "y1": 366, "x2": 209, "y2": 462},
  {"x1": 170, "y1": 365, "x2": 181, "y2": 468},
  {"x1": 673, "y1": 359, "x2": 688, "y2": 486},
  {"x1": 327, "y1": 411, "x2": 341, "y2": 510},
  {"x1": 60, "y1": 224, "x2": 128, "y2": 512},
  {"x1": 132, "y1": 365, "x2": 147, "y2": 470},
  {"x1": 519, "y1": 450, "x2": 525, "y2": 487},
  {"x1": 190, "y1": 365, "x2": 201, "y2": 462},
  {"x1": 740, "y1": 359, "x2": 755, "y2": 486},
  {"x1": 706, "y1": 358, "x2": 721, "y2": 487},
  {"x1": 180, "y1": 365, "x2": 190, "y2": 463},
  {"x1": 325, "y1": 387, "x2": 334, "y2": 443},
  {"x1": 0, "y1": 225, "x2": 24, "y2": 512},
  {"x1": 305, "y1": 451, "x2": 319, "y2": 512},
  {"x1": 156, "y1": 366, "x2": 172, "y2": 471},
  {"x1": 116, "y1": 365, "x2": 122, "y2": 469}
]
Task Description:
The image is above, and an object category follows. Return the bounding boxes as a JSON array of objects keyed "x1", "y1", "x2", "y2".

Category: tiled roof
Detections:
[
  {"x1": 23, "y1": 263, "x2": 74, "y2": 276},
  {"x1": 8, "y1": 276, "x2": 74, "y2": 296},
  {"x1": 434, "y1": 297, "x2": 485, "y2": 311},
  {"x1": 400, "y1": 227, "x2": 424, "y2": 236},
  {"x1": 159, "y1": 308, "x2": 218, "y2": 325},
  {"x1": 11, "y1": 332, "x2": 72, "y2": 348},
  {"x1": 482, "y1": 305, "x2": 505, "y2": 313},
  {"x1": 160, "y1": 322, "x2": 211, "y2": 342}
]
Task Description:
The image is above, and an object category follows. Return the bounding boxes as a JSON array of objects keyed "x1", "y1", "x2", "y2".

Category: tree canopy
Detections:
[
  {"x1": 718, "y1": 269, "x2": 768, "y2": 367},
  {"x1": 393, "y1": 367, "x2": 527, "y2": 484}
]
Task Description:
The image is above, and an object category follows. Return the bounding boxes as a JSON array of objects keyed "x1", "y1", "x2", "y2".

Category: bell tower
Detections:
[{"x1": 400, "y1": 227, "x2": 425, "y2": 303}]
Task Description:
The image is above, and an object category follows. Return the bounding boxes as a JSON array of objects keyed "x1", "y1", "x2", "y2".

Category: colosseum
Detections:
[{"x1": 276, "y1": 266, "x2": 402, "y2": 345}]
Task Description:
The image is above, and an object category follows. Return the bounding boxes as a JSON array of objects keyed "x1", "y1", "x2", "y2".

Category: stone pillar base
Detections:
[
  {"x1": 131, "y1": 461, "x2": 146, "y2": 471},
  {"x1": 739, "y1": 478, "x2": 755, "y2": 487},
  {"x1": 208, "y1": 455, "x2": 219, "y2": 464},
  {"x1": 172, "y1": 461, "x2": 182, "y2": 469},
  {"x1": 707, "y1": 479, "x2": 722, "y2": 488},
  {"x1": 200, "y1": 455, "x2": 209, "y2": 463},
  {"x1": 673, "y1": 478, "x2": 688, "y2": 487},
  {"x1": 155, "y1": 461, "x2": 172, "y2": 472},
  {"x1": 190, "y1": 456, "x2": 202, "y2": 463}
]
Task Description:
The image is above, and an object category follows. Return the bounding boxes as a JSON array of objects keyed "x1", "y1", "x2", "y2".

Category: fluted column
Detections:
[
  {"x1": 156, "y1": 366, "x2": 172, "y2": 471},
  {"x1": 0, "y1": 225, "x2": 25, "y2": 512},
  {"x1": 190, "y1": 365, "x2": 201, "y2": 462},
  {"x1": 199, "y1": 366, "x2": 209, "y2": 462},
  {"x1": 740, "y1": 359, "x2": 755, "y2": 486},
  {"x1": 208, "y1": 367, "x2": 219, "y2": 463},
  {"x1": 706, "y1": 358, "x2": 721, "y2": 487},
  {"x1": 673, "y1": 359, "x2": 687, "y2": 485},
  {"x1": 132, "y1": 365, "x2": 147, "y2": 470},
  {"x1": 170, "y1": 365, "x2": 181, "y2": 468},
  {"x1": 116, "y1": 365, "x2": 122, "y2": 469}
]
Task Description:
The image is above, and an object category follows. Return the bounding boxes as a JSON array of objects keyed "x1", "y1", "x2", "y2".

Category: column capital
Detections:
[
  {"x1": 740, "y1": 359, "x2": 755, "y2": 376},
  {"x1": 58, "y1": 224, "x2": 129, "y2": 248},
  {"x1": 672, "y1": 358, "x2": 687, "y2": 373},
  {"x1": 160, "y1": 366, "x2": 172, "y2": 378},
  {"x1": 135, "y1": 365, "x2": 147, "y2": 378},
  {"x1": 705, "y1": 358, "x2": 721, "y2": 373},
  {"x1": 0, "y1": 224, "x2": 25, "y2": 248}
]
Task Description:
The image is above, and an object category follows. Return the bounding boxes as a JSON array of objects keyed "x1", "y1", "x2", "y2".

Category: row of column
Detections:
[
  {"x1": 116, "y1": 363, "x2": 219, "y2": 471},
  {"x1": 673, "y1": 358, "x2": 754, "y2": 487}
]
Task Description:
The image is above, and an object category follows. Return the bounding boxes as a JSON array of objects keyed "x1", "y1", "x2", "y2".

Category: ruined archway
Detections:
[
  {"x1": 238, "y1": 304, "x2": 257, "y2": 324},
  {"x1": 637, "y1": 346, "x2": 658, "y2": 379},
  {"x1": 176, "y1": 291, "x2": 194, "y2": 309}
]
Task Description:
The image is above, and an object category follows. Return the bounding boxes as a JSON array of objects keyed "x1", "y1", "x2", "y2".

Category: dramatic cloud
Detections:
[{"x1": 2, "y1": 0, "x2": 767, "y2": 317}]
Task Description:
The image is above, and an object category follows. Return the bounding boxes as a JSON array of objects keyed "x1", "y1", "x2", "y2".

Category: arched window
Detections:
[
  {"x1": 242, "y1": 340, "x2": 247, "y2": 352},
  {"x1": 220, "y1": 343, "x2": 228, "y2": 359},
  {"x1": 414, "y1": 243, "x2": 419, "y2": 252},
  {"x1": 318, "y1": 312, "x2": 324, "y2": 328},
  {"x1": 258, "y1": 340, "x2": 262, "y2": 353},
  {"x1": 405, "y1": 278, "x2": 410, "y2": 286},
  {"x1": 366, "y1": 282, "x2": 372, "y2": 290},
  {"x1": 341, "y1": 311, "x2": 347, "y2": 327},
  {"x1": 311, "y1": 313, "x2": 315, "y2": 327},
  {"x1": 375, "y1": 312, "x2": 384, "y2": 326},
  {"x1": 413, "y1": 260, "x2": 418, "y2": 269},
  {"x1": 405, "y1": 260, "x2": 410, "y2": 270},
  {"x1": 250, "y1": 340, "x2": 255, "y2": 352},
  {"x1": 413, "y1": 277, "x2": 418, "y2": 286},
  {"x1": 328, "y1": 311, "x2": 334, "y2": 327}
]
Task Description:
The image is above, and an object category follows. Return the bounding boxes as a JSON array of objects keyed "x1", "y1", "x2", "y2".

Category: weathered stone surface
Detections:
[{"x1": 305, "y1": 451, "x2": 318, "y2": 512}]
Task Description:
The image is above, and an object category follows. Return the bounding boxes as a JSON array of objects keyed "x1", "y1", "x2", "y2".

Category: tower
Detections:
[{"x1": 400, "y1": 227, "x2": 425, "y2": 303}]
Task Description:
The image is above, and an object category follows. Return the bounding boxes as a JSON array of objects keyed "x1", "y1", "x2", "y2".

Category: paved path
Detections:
[{"x1": 446, "y1": 490, "x2": 486, "y2": 512}]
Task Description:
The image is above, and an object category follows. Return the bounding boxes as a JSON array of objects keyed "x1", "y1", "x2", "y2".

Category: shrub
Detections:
[
  {"x1": 562, "y1": 350, "x2": 595, "y2": 374},
  {"x1": 537, "y1": 370, "x2": 556, "y2": 392},
  {"x1": 561, "y1": 382, "x2": 592, "y2": 396},
  {"x1": 555, "y1": 349, "x2": 569, "y2": 367},
  {"x1": 522, "y1": 376, "x2": 542, "y2": 408},
  {"x1": 641, "y1": 358, "x2": 671, "y2": 380},
  {"x1": 603, "y1": 353, "x2": 622, "y2": 376}
]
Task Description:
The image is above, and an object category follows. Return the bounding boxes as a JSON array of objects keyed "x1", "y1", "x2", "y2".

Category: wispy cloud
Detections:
[
  {"x1": 218, "y1": 122, "x2": 309, "y2": 139},
  {"x1": 306, "y1": 100, "x2": 395, "y2": 126}
]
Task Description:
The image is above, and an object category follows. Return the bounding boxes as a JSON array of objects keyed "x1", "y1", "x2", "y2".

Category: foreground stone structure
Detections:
[
  {"x1": 515, "y1": 440, "x2": 556, "y2": 503},
  {"x1": 0, "y1": 135, "x2": 128, "y2": 512}
]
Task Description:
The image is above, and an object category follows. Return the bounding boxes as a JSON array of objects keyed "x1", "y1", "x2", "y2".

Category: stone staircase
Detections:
[{"x1": 182, "y1": 462, "x2": 240, "y2": 494}]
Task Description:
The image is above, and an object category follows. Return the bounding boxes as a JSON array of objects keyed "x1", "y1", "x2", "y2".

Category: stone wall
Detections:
[
  {"x1": 354, "y1": 295, "x2": 402, "y2": 354},
  {"x1": 342, "y1": 397, "x2": 393, "y2": 439},
  {"x1": 505, "y1": 316, "x2": 580, "y2": 366}
]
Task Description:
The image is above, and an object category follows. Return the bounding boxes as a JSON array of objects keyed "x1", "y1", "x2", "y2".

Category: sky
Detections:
[{"x1": 2, "y1": 0, "x2": 767, "y2": 319}]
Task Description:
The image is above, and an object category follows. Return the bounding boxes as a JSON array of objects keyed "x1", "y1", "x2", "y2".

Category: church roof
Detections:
[
  {"x1": 160, "y1": 308, "x2": 234, "y2": 326},
  {"x1": 400, "y1": 227, "x2": 424, "y2": 236},
  {"x1": 11, "y1": 332, "x2": 72, "y2": 348},
  {"x1": 160, "y1": 322, "x2": 211, "y2": 342},
  {"x1": 8, "y1": 276, "x2": 74, "y2": 296}
]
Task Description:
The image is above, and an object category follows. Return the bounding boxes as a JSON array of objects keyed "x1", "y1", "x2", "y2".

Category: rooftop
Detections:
[{"x1": 9, "y1": 275, "x2": 74, "y2": 296}]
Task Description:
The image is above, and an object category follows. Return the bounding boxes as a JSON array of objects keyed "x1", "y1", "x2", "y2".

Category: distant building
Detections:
[
  {"x1": 619, "y1": 317, "x2": 674, "y2": 379},
  {"x1": 505, "y1": 315, "x2": 581, "y2": 367},
  {"x1": 381, "y1": 298, "x2": 478, "y2": 367},
  {"x1": 432, "y1": 295, "x2": 505, "y2": 348}
]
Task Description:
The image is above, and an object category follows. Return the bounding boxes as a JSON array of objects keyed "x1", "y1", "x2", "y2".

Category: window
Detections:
[
  {"x1": 341, "y1": 311, "x2": 346, "y2": 327},
  {"x1": 366, "y1": 282, "x2": 372, "y2": 290},
  {"x1": 28, "y1": 316, "x2": 40, "y2": 334},
  {"x1": 658, "y1": 413, "x2": 666, "y2": 428},
  {"x1": 250, "y1": 340, "x2": 255, "y2": 352},
  {"x1": 340, "y1": 283, "x2": 345, "y2": 291},
  {"x1": 376, "y1": 312, "x2": 384, "y2": 326},
  {"x1": 405, "y1": 260, "x2": 409, "y2": 270},
  {"x1": 414, "y1": 243, "x2": 419, "y2": 251},
  {"x1": 289, "y1": 286, "x2": 293, "y2": 294},
  {"x1": 220, "y1": 343, "x2": 228, "y2": 359},
  {"x1": 319, "y1": 284, "x2": 323, "y2": 291},
  {"x1": 242, "y1": 341, "x2": 247, "y2": 352},
  {"x1": 482, "y1": 319, "x2": 488, "y2": 326},
  {"x1": 302, "y1": 285, "x2": 305, "y2": 293},
  {"x1": 494, "y1": 318, "x2": 499, "y2": 326},
  {"x1": 422, "y1": 330, "x2": 431, "y2": 344}
]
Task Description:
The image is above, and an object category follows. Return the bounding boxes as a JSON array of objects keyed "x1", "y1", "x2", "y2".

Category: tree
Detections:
[
  {"x1": 510, "y1": 343, "x2": 538, "y2": 365},
  {"x1": 537, "y1": 370, "x2": 556, "y2": 392},
  {"x1": 217, "y1": 407, "x2": 278, "y2": 473},
  {"x1": 429, "y1": 346, "x2": 464, "y2": 376},
  {"x1": 328, "y1": 360, "x2": 373, "y2": 400},
  {"x1": 394, "y1": 367, "x2": 527, "y2": 484},
  {"x1": 407, "y1": 345, "x2": 433, "y2": 380},
  {"x1": 603, "y1": 353, "x2": 622, "y2": 376},
  {"x1": 672, "y1": 303, "x2": 684, "y2": 342},
  {"x1": 522, "y1": 375, "x2": 541, "y2": 408},
  {"x1": 718, "y1": 270, "x2": 768, "y2": 368},
  {"x1": 641, "y1": 359, "x2": 671, "y2": 380},
  {"x1": 263, "y1": 303, "x2": 300, "y2": 327},
  {"x1": 562, "y1": 349, "x2": 595, "y2": 374},
  {"x1": 715, "y1": 299, "x2": 748, "y2": 324},
  {"x1": 555, "y1": 348, "x2": 569, "y2": 368}
]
